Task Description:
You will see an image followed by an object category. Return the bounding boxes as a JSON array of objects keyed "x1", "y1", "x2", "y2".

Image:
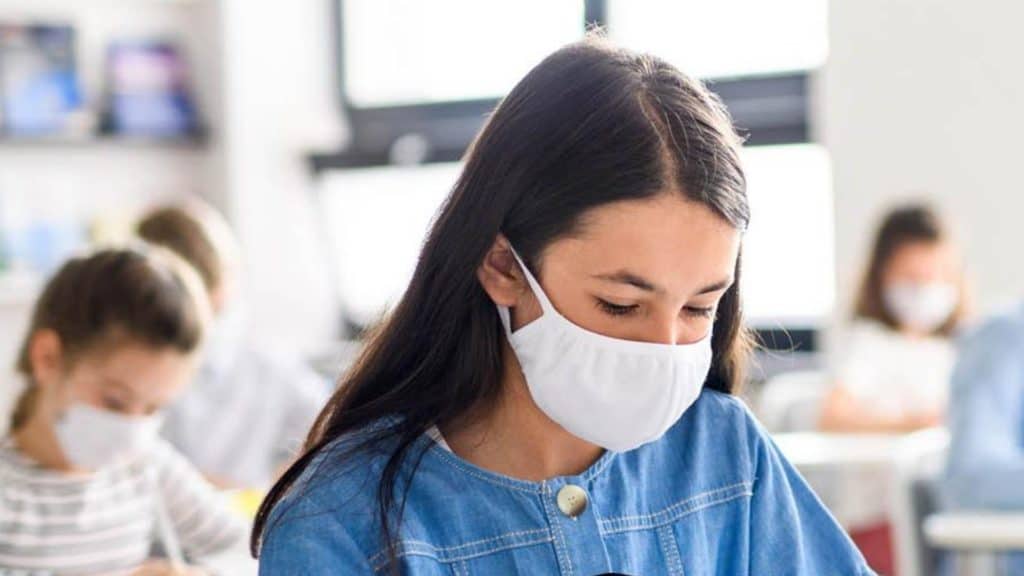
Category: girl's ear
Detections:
[
  {"x1": 28, "y1": 330, "x2": 64, "y2": 390},
  {"x1": 476, "y1": 234, "x2": 528, "y2": 307}
]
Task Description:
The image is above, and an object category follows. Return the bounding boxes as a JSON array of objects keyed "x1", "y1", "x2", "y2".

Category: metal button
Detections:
[{"x1": 556, "y1": 484, "x2": 588, "y2": 518}]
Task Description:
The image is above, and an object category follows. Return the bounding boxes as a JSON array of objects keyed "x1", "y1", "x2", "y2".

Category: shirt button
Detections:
[{"x1": 556, "y1": 484, "x2": 589, "y2": 518}]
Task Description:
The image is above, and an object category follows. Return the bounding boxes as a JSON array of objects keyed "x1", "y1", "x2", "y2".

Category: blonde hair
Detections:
[{"x1": 136, "y1": 201, "x2": 239, "y2": 295}]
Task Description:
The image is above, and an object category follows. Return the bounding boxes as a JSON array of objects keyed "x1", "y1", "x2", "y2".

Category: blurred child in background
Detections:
[
  {"x1": 136, "y1": 201, "x2": 328, "y2": 489},
  {"x1": 820, "y1": 203, "x2": 970, "y2": 574},
  {"x1": 822, "y1": 204, "x2": 969, "y2": 433},
  {"x1": 0, "y1": 247, "x2": 244, "y2": 574}
]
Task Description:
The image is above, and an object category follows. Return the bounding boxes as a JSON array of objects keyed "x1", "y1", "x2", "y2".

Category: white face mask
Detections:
[
  {"x1": 497, "y1": 248, "x2": 714, "y2": 452},
  {"x1": 55, "y1": 403, "x2": 163, "y2": 470},
  {"x1": 883, "y1": 282, "x2": 958, "y2": 333}
]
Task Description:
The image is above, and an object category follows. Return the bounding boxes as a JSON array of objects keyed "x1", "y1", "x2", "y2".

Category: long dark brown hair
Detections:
[
  {"x1": 252, "y1": 36, "x2": 752, "y2": 569},
  {"x1": 854, "y1": 203, "x2": 967, "y2": 336}
]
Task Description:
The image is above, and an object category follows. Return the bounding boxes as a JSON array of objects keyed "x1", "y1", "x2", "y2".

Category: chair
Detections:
[{"x1": 757, "y1": 370, "x2": 831, "y2": 433}]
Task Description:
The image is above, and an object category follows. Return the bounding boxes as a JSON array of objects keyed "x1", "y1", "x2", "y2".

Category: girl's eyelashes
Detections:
[
  {"x1": 684, "y1": 306, "x2": 716, "y2": 319},
  {"x1": 102, "y1": 396, "x2": 127, "y2": 412},
  {"x1": 595, "y1": 298, "x2": 639, "y2": 317},
  {"x1": 595, "y1": 298, "x2": 716, "y2": 319}
]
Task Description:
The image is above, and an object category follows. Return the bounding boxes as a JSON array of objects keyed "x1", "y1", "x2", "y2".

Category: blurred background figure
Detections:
[
  {"x1": 1, "y1": 247, "x2": 244, "y2": 574},
  {"x1": 821, "y1": 204, "x2": 970, "y2": 434},
  {"x1": 137, "y1": 201, "x2": 329, "y2": 489},
  {"x1": 813, "y1": 204, "x2": 969, "y2": 574},
  {"x1": 941, "y1": 294, "x2": 1024, "y2": 573}
]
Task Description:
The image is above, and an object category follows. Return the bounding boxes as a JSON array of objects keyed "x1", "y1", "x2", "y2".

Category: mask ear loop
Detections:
[
  {"x1": 506, "y1": 248, "x2": 557, "y2": 313},
  {"x1": 496, "y1": 246, "x2": 556, "y2": 334}
]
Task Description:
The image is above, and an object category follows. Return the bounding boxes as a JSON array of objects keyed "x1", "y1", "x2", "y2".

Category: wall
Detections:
[
  {"x1": 218, "y1": 0, "x2": 345, "y2": 353},
  {"x1": 822, "y1": 0, "x2": 1024, "y2": 323}
]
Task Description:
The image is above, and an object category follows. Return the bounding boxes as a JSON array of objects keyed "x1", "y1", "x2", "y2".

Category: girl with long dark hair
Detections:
[{"x1": 255, "y1": 37, "x2": 871, "y2": 575}]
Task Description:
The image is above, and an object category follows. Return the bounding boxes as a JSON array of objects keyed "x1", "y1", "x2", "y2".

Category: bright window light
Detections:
[
  {"x1": 341, "y1": 0, "x2": 584, "y2": 108},
  {"x1": 741, "y1": 144, "x2": 834, "y2": 326},
  {"x1": 607, "y1": 0, "x2": 828, "y2": 79},
  {"x1": 319, "y1": 163, "x2": 460, "y2": 325}
]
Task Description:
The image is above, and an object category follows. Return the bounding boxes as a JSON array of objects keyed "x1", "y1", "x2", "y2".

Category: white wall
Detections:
[
  {"x1": 822, "y1": 0, "x2": 1024, "y2": 320},
  {"x1": 218, "y1": 0, "x2": 345, "y2": 353}
]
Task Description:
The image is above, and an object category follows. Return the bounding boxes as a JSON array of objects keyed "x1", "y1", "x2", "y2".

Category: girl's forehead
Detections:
[
  {"x1": 544, "y1": 196, "x2": 741, "y2": 291},
  {"x1": 70, "y1": 345, "x2": 192, "y2": 396},
  {"x1": 886, "y1": 241, "x2": 955, "y2": 272}
]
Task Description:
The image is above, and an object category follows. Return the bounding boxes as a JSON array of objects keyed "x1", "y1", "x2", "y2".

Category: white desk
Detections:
[
  {"x1": 203, "y1": 547, "x2": 259, "y2": 575},
  {"x1": 773, "y1": 430, "x2": 949, "y2": 534},
  {"x1": 924, "y1": 513, "x2": 1024, "y2": 576},
  {"x1": 773, "y1": 432, "x2": 909, "y2": 470},
  {"x1": 772, "y1": 432, "x2": 911, "y2": 529},
  {"x1": 925, "y1": 512, "x2": 1024, "y2": 551}
]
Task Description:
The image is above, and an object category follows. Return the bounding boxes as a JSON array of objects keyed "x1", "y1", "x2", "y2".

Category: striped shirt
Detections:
[{"x1": 0, "y1": 437, "x2": 245, "y2": 575}]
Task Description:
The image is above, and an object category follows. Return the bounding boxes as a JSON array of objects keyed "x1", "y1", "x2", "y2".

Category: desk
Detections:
[
  {"x1": 924, "y1": 512, "x2": 1024, "y2": 575},
  {"x1": 925, "y1": 512, "x2": 1024, "y2": 551},
  {"x1": 203, "y1": 548, "x2": 259, "y2": 575},
  {"x1": 774, "y1": 432, "x2": 908, "y2": 469},
  {"x1": 773, "y1": 430, "x2": 949, "y2": 536},
  {"x1": 772, "y1": 432, "x2": 911, "y2": 529}
]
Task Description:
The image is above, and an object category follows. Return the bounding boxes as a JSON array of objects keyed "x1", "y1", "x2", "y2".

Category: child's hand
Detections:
[{"x1": 129, "y1": 560, "x2": 210, "y2": 576}]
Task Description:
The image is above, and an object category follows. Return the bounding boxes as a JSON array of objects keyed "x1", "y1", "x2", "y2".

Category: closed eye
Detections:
[
  {"x1": 595, "y1": 298, "x2": 639, "y2": 317},
  {"x1": 684, "y1": 306, "x2": 715, "y2": 319},
  {"x1": 102, "y1": 396, "x2": 128, "y2": 412}
]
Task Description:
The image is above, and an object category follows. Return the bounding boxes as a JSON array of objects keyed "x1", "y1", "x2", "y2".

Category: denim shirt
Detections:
[
  {"x1": 943, "y1": 304, "x2": 1024, "y2": 509},
  {"x1": 259, "y1": 390, "x2": 872, "y2": 575}
]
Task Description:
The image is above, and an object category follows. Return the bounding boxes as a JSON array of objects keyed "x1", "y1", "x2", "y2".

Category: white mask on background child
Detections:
[
  {"x1": 55, "y1": 404, "x2": 163, "y2": 469},
  {"x1": 497, "y1": 247, "x2": 714, "y2": 453},
  {"x1": 884, "y1": 282, "x2": 958, "y2": 334}
]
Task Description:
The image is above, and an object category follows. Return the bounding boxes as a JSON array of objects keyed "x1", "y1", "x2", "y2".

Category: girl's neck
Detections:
[
  {"x1": 440, "y1": 346, "x2": 604, "y2": 482},
  {"x1": 12, "y1": 412, "x2": 75, "y2": 472}
]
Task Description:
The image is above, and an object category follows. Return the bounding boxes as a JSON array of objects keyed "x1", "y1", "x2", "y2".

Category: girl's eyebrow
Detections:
[
  {"x1": 697, "y1": 278, "x2": 734, "y2": 295},
  {"x1": 592, "y1": 270, "x2": 660, "y2": 293},
  {"x1": 593, "y1": 271, "x2": 734, "y2": 296}
]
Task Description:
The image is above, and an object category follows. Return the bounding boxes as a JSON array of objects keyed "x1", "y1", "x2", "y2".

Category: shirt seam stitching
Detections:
[
  {"x1": 369, "y1": 531, "x2": 555, "y2": 568},
  {"x1": 599, "y1": 483, "x2": 753, "y2": 534}
]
